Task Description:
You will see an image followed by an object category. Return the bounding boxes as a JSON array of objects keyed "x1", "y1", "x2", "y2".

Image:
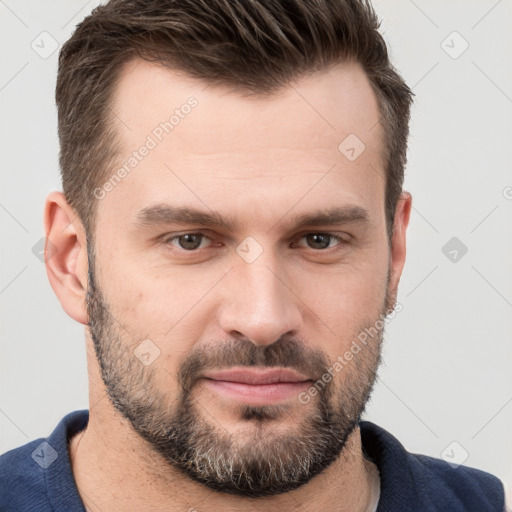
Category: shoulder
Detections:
[
  {"x1": 0, "y1": 410, "x2": 89, "y2": 511},
  {"x1": 359, "y1": 420, "x2": 505, "y2": 511},
  {"x1": 0, "y1": 437, "x2": 53, "y2": 509},
  {"x1": 413, "y1": 451, "x2": 505, "y2": 508}
]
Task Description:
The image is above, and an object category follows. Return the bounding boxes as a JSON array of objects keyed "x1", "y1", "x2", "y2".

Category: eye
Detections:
[
  {"x1": 164, "y1": 232, "x2": 212, "y2": 251},
  {"x1": 161, "y1": 231, "x2": 348, "y2": 254},
  {"x1": 295, "y1": 233, "x2": 346, "y2": 250}
]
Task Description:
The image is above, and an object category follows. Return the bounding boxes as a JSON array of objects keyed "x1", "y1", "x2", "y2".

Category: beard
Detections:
[{"x1": 86, "y1": 255, "x2": 389, "y2": 497}]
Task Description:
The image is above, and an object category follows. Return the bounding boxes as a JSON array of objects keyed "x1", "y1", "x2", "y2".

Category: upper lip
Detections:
[{"x1": 202, "y1": 367, "x2": 311, "y2": 385}]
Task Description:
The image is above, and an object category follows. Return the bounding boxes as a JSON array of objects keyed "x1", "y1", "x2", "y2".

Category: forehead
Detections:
[
  {"x1": 112, "y1": 58, "x2": 381, "y2": 152},
  {"x1": 98, "y1": 58, "x2": 385, "y2": 232}
]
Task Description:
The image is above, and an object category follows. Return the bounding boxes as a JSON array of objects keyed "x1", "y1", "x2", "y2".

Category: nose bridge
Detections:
[{"x1": 218, "y1": 246, "x2": 302, "y2": 346}]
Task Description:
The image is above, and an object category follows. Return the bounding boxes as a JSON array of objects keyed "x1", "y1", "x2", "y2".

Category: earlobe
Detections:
[{"x1": 44, "y1": 191, "x2": 89, "y2": 325}]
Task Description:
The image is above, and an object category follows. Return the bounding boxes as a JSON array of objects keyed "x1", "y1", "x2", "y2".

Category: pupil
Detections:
[
  {"x1": 180, "y1": 234, "x2": 201, "y2": 250},
  {"x1": 307, "y1": 234, "x2": 330, "y2": 249}
]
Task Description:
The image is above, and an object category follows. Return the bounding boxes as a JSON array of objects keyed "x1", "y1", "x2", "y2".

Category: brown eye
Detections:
[
  {"x1": 166, "y1": 233, "x2": 210, "y2": 251},
  {"x1": 300, "y1": 233, "x2": 343, "y2": 250},
  {"x1": 178, "y1": 234, "x2": 203, "y2": 250}
]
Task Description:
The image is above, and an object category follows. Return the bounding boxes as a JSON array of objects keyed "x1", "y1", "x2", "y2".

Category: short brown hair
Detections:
[{"x1": 56, "y1": 0, "x2": 413, "y2": 237}]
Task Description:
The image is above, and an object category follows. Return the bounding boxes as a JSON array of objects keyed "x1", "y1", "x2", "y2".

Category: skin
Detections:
[{"x1": 45, "y1": 59, "x2": 411, "y2": 511}]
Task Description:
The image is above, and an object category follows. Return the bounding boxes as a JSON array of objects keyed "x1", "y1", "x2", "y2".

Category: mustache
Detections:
[{"x1": 178, "y1": 336, "x2": 331, "y2": 395}]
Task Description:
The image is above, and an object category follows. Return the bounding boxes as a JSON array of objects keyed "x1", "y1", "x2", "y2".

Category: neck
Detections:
[{"x1": 69, "y1": 399, "x2": 377, "y2": 512}]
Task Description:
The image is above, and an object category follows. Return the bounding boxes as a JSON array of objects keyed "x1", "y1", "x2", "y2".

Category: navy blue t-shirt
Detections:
[{"x1": 0, "y1": 410, "x2": 505, "y2": 511}]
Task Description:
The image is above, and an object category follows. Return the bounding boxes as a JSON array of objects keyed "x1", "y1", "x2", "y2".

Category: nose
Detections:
[{"x1": 217, "y1": 253, "x2": 302, "y2": 347}]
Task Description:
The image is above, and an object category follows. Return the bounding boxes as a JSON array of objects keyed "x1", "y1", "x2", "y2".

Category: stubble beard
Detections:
[{"x1": 86, "y1": 259, "x2": 388, "y2": 497}]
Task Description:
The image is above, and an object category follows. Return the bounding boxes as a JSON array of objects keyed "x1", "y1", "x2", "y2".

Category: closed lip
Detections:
[{"x1": 202, "y1": 367, "x2": 311, "y2": 385}]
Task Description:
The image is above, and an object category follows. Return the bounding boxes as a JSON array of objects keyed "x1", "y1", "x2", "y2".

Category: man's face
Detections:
[{"x1": 87, "y1": 59, "x2": 398, "y2": 496}]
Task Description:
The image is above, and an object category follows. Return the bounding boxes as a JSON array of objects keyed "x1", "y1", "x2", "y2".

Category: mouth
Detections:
[{"x1": 200, "y1": 367, "x2": 312, "y2": 405}]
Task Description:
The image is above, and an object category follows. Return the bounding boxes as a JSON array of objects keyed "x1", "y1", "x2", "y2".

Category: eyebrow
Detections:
[
  {"x1": 136, "y1": 204, "x2": 239, "y2": 231},
  {"x1": 135, "y1": 204, "x2": 370, "y2": 232}
]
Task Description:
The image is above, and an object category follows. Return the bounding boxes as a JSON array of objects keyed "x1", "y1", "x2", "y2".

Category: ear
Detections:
[
  {"x1": 387, "y1": 191, "x2": 412, "y2": 311},
  {"x1": 44, "y1": 191, "x2": 89, "y2": 325}
]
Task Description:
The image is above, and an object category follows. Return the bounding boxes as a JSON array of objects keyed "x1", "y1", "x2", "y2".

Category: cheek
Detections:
[
  {"x1": 290, "y1": 258, "x2": 389, "y2": 369},
  {"x1": 296, "y1": 258, "x2": 389, "y2": 323},
  {"x1": 103, "y1": 267, "x2": 219, "y2": 358}
]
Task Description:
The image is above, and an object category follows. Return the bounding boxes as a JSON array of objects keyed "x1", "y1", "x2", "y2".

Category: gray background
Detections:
[{"x1": 1, "y1": 0, "x2": 511, "y2": 488}]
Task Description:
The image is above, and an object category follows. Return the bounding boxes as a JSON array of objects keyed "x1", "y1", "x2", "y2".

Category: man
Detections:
[{"x1": 0, "y1": 0, "x2": 507, "y2": 510}]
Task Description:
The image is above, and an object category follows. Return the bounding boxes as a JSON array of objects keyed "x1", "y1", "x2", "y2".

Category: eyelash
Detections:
[{"x1": 161, "y1": 232, "x2": 349, "y2": 252}]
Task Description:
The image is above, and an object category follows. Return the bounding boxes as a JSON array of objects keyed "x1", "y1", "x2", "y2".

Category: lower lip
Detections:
[{"x1": 201, "y1": 379, "x2": 311, "y2": 405}]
